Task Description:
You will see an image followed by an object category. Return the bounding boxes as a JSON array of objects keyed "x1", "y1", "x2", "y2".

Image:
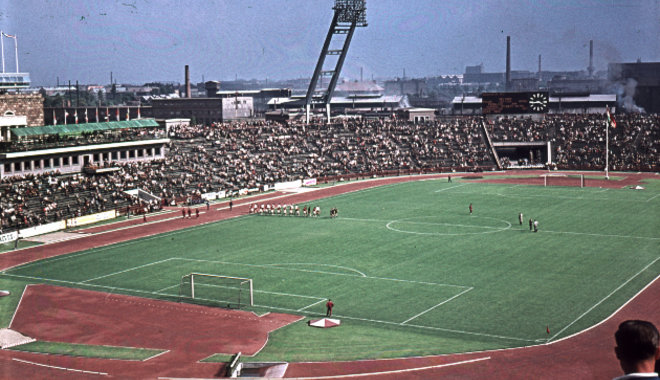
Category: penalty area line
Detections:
[
  {"x1": 401, "y1": 287, "x2": 473, "y2": 324},
  {"x1": 435, "y1": 183, "x2": 468, "y2": 193},
  {"x1": 297, "y1": 298, "x2": 327, "y2": 312}
]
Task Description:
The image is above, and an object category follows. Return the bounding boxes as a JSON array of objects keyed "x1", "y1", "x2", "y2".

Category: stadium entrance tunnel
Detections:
[{"x1": 386, "y1": 215, "x2": 511, "y2": 236}]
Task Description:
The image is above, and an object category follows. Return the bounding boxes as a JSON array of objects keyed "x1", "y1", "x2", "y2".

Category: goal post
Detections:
[
  {"x1": 542, "y1": 174, "x2": 584, "y2": 188},
  {"x1": 179, "y1": 273, "x2": 253, "y2": 308}
]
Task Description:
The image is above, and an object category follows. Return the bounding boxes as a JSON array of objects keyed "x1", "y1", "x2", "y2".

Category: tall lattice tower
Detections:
[{"x1": 304, "y1": 0, "x2": 367, "y2": 123}]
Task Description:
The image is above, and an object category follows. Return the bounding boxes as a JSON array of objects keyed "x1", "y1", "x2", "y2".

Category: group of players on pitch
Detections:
[
  {"x1": 249, "y1": 204, "x2": 338, "y2": 218},
  {"x1": 518, "y1": 212, "x2": 539, "y2": 232}
]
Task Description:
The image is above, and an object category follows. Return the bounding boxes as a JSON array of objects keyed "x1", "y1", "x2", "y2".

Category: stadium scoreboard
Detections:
[{"x1": 481, "y1": 92, "x2": 549, "y2": 114}]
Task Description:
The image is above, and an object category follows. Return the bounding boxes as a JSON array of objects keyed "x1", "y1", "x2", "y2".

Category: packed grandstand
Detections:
[{"x1": 1, "y1": 113, "x2": 658, "y2": 234}]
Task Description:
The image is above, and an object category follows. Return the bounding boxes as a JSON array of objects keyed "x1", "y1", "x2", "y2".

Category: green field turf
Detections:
[{"x1": 1, "y1": 179, "x2": 659, "y2": 361}]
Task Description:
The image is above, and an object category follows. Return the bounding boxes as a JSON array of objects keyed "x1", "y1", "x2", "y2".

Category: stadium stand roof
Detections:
[{"x1": 10, "y1": 119, "x2": 159, "y2": 138}]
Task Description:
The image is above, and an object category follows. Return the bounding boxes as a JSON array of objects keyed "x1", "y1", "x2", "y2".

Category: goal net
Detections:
[
  {"x1": 542, "y1": 174, "x2": 584, "y2": 188},
  {"x1": 178, "y1": 273, "x2": 253, "y2": 309}
]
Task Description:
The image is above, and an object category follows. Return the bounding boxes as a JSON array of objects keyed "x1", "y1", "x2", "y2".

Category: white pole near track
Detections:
[
  {"x1": 605, "y1": 118, "x2": 610, "y2": 180},
  {"x1": 249, "y1": 279, "x2": 253, "y2": 306},
  {"x1": 191, "y1": 275, "x2": 195, "y2": 299}
]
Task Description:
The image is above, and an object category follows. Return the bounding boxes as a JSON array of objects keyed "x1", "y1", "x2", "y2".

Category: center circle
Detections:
[{"x1": 386, "y1": 215, "x2": 512, "y2": 236}]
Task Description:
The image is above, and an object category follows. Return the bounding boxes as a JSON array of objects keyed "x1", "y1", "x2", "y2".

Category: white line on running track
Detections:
[
  {"x1": 81, "y1": 258, "x2": 177, "y2": 283},
  {"x1": 541, "y1": 230, "x2": 660, "y2": 240},
  {"x1": 12, "y1": 358, "x2": 108, "y2": 376},
  {"x1": 549, "y1": 254, "x2": 660, "y2": 341},
  {"x1": 8, "y1": 284, "x2": 29, "y2": 329},
  {"x1": 276, "y1": 356, "x2": 491, "y2": 379},
  {"x1": 401, "y1": 287, "x2": 473, "y2": 324},
  {"x1": 435, "y1": 183, "x2": 468, "y2": 192}
]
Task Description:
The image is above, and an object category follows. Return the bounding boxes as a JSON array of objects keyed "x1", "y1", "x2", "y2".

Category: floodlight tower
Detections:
[{"x1": 304, "y1": 0, "x2": 367, "y2": 124}]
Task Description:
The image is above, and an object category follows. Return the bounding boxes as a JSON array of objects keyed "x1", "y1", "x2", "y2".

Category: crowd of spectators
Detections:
[
  {"x1": 487, "y1": 113, "x2": 660, "y2": 171},
  {"x1": 1, "y1": 112, "x2": 657, "y2": 234}
]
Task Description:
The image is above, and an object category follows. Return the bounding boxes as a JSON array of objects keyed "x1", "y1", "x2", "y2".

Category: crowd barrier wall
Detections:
[
  {"x1": 66, "y1": 210, "x2": 117, "y2": 228},
  {"x1": 0, "y1": 231, "x2": 19, "y2": 243}
]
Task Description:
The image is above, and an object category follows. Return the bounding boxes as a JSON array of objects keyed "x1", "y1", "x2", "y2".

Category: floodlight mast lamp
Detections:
[{"x1": 305, "y1": 0, "x2": 367, "y2": 124}]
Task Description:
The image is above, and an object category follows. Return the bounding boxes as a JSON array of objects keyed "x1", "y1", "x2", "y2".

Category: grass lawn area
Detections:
[{"x1": 9, "y1": 341, "x2": 165, "y2": 360}]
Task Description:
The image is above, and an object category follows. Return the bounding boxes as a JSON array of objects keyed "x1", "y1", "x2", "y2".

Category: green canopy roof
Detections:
[{"x1": 11, "y1": 119, "x2": 160, "y2": 138}]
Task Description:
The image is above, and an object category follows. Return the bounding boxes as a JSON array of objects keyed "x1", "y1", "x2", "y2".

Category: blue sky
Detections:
[{"x1": 2, "y1": 0, "x2": 659, "y2": 86}]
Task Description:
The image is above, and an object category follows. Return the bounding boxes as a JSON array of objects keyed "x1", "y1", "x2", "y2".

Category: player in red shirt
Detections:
[
  {"x1": 469, "y1": 203, "x2": 473, "y2": 215},
  {"x1": 326, "y1": 299, "x2": 334, "y2": 317}
]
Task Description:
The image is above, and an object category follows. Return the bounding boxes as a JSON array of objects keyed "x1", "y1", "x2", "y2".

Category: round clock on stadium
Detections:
[{"x1": 529, "y1": 92, "x2": 549, "y2": 112}]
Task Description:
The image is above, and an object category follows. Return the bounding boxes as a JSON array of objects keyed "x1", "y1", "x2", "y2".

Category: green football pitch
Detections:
[{"x1": 2, "y1": 179, "x2": 659, "y2": 361}]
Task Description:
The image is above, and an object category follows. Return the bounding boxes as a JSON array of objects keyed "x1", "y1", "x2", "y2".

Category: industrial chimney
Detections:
[
  {"x1": 538, "y1": 54, "x2": 542, "y2": 82},
  {"x1": 588, "y1": 40, "x2": 594, "y2": 77},
  {"x1": 185, "y1": 65, "x2": 191, "y2": 98},
  {"x1": 505, "y1": 36, "x2": 511, "y2": 91}
]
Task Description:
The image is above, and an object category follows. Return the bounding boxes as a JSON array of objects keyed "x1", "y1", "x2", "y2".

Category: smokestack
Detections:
[
  {"x1": 505, "y1": 36, "x2": 511, "y2": 91},
  {"x1": 185, "y1": 65, "x2": 191, "y2": 98},
  {"x1": 538, "y1": 54, "x2": 542, "y2": 81},
  {"x1": 360, "y1": 67, "x2": 363, "y2": 82},
  {"x1": 588, "y1": 40, "x2": 594, "y2": 77}
]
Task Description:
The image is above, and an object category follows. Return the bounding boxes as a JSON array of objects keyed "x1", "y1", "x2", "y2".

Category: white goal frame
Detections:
[
  {"x1": 543, "y1": 174, "x2": 584, "y2": 188},
  {"x1": 179, "y1": 273, "x2": 254, "y2": 307}
]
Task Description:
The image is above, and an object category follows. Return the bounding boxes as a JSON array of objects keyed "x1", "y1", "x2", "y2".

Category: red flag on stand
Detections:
[{"x1": 606, "y1": 106, "x2": 616, "y2": 128}]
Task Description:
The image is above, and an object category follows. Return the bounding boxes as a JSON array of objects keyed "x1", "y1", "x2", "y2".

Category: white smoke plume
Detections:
[{"x1": 617, "y1": 78, "x2": 646, "y2": 113}]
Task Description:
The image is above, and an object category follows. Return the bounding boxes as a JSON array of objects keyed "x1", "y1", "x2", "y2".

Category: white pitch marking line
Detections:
[
  {"x1": 394, "y1": 220, "x2": 506, "y2": 230},
  {"x1": 297, "y1": 298, "x2": 327, "y2": 312},
  {"x1": 549, "y1": 254, "x2": 660, "y2": 341},
  {"x1": 542, "y1": 230, "x2": 660, "y2": 241},
  {"x1": 171, "y1": 257, "x2": 469, "y2": 288},
  {"x1": 267, "y1": 262, "x2": 367, "y2": 277},
  {"x1": 401, "y1": 287, "x2": 473, "y2": 324},
  {"x1": 252, "y1": 303, "x2": 535, "y2": 342},
  {"x1": 647, "y1": 193, "x2": 660, "y2": 202},
  {"x1": 1, "y1": 275, "x2": 517, "y2": 343},
  {"x1": 81, "y1": 258, "x2": 176, "y2": 283},
  {"x1": 435, "y1": 183, "x2": 468, "y2": 193},
  {"x1": 155, "y1": 284, "x2": 179, "y2": 293},
  {"x1": 2, "y1": 273, "x2": 178, "y2": 298}
]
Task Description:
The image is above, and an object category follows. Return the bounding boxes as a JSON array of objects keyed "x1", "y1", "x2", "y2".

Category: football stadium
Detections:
[{"x1": 1, "y1": 1, "x2": 659, "y2": 379}]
